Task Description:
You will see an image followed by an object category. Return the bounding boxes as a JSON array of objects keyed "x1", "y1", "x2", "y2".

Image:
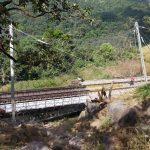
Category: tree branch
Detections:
[
  {"x1": 7, "y1": 7, "x2": 55, "y2": 18},
  {"x1": 0, "y1": 49, "x2": 17, "y2": 62},
  {"x1": 0, "y1": 0, "x2": 12, "y2": 7},
  {"x1": 0, "y1": 43, "x2": 17, "y2": 62}
]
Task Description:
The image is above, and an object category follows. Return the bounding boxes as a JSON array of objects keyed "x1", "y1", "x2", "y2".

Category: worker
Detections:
[
  {"x1": 77, "y1": 77, "x2": 84, "y2": 82},
  {"x1": 130, "y1": 77, "x2": 135, "y2": 85}
]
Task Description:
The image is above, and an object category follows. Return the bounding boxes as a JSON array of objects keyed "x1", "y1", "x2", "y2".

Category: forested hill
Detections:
[
  {"x1": 1, "y1": 0, "x2": 150, "y2": 88},
  {"x1": 12, "y1": 0, "x2": 150, "y2": 49},
  {"x1": 13, "y1": 0, "x2": 150, "y2": 36},
  {"x1": 11, "y1": 0, "x2": 150, "y2": 76}
]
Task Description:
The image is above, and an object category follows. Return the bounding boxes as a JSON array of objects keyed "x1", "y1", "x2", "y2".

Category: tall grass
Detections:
[
  {"x1": 135, "y1": 84, "x2": 150, "y2": 100},
  {"x1": 0, "y1": 75, "x2": 74, "y2": 92},
  {"x1": 76, "y1": 64, "x2": 112, "y2": 80},
  {"x1": 0, "y1": 64, "x2": 112, "y2": 92}
]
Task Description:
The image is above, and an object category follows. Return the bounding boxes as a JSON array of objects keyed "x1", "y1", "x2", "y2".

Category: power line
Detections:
[
  {"x1": 13, "y1": 27, "x2": 50, "y2": 45},
  {"x1": 140, "y1": 36, "x2": 150, "y2": 52},
  {"x1": 139, "y1": 26, "x2": 149, "y2": 30},
  {"x1": 140, "y1": 32, "x2": 150, "y2": 52}
]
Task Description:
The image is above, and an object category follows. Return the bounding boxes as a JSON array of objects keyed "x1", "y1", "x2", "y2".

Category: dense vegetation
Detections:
[{"x1": 1, "y1": 0, "x2": 150, "y2": 89}]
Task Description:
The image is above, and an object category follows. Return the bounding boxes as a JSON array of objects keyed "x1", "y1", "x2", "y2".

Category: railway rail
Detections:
[
  {"x1": 81, "y1": 76, "x2": 150, "y2": 86},
  {"x1": 1, "y1": 76, "x2": 149, "y2": 103},
  {"x1": 0, "y1": 76, "x2": 149, "y2": 103},
  {"x1": 0, "y1": 86, "x2": 89, "y2": 103}
]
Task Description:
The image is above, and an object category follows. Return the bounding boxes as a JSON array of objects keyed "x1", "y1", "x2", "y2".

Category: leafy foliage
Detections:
[
  {"x1": 92, "y1": 43, "x2": 116, "y2": 66},
  {"x1": 135, "y1": 84, "x2": 150, "y2": 100},
  {"x1": 0, "y1": 0, "x2": 90, "y2": 61}
]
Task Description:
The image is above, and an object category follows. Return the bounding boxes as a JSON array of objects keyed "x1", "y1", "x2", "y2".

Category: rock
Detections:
[
  {"x1": 118, "y1": 108, "x2": 138, "y2": 127},
  {"x1": 137, "y1": 124, "x2": 150, "y2": 133},
  {"x1": 108, "y1": 101, "x2": 128, "y2": 123},
  {"x1": 21, "y1": 141, "x2": 50, "y2": 150},
  {"x1": 108, "y1": 101, "x2": 128, "y2": 127},
  {"x1": 69, "y1": 136, "x2": 84, "y2": 150},
  {"x1": 108, "y1": 101, "x2": 138, "y2": 128},
  {"x1": 52, "y1": 146, "x2": 63, "y2": 150},
  {"x1": 78, "y1": 100, "x2": 106, "y2": 120},
  {"x1": 78, "y1": 110, "x2": 88, "y2": 120},
  {"x1": 142, "y1": 99, "x2": 150, "y2": 111},
  {"x1": 0, "y1": 121, "x2": 8, "y2": 128},
  {"x1": 144, "y1": 107, "x2": 150, "y2": 117}
]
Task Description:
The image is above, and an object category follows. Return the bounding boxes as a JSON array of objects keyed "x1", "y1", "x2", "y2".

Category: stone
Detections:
[
  {"x1": 78, "y1": 100, "x2": 106, "y2": 120},
  {"x1": 118, "y1": 108, "x2": 138, "y2": 127},
  {"x1": 78, "y1": 110, "x2": 88, "y2": 120},
  {"x1": 21, "y1": 141, "x2": 50, "y2": 150},
  {"x1": 108, "y1": 101, "x2": 138, "y2": 128},
  {"x1": 69, "y1": 136, "x2": 84, "y2": 150},
  {"x1": 108, "y1": 101, "x2": 128, "y2": 123},
  {"x1": 144, "y1": 107, "x2": 150, "y2": 117}
]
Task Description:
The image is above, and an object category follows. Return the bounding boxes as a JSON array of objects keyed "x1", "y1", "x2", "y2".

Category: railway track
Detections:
[
  {"x1": 0, "y1": 86, "x2": 89, "y2": 103},
  {"x1": 0, "y1": 76, "x2": 149, "y2": 103},
  {"x1": 0, "y1": 78, "x2": 150, "y2": 112},
  {"x1": 81, "y1": 76, "x2": 150, "y2": 86},
  {"x1": 0, "y1": 76, "x2": 149, "y2": 121}
]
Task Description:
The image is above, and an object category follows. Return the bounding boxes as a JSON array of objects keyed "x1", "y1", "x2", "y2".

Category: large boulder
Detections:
[
  {"x1": 108, "y1": 101, "x2": 128, "y2": 123},
  {"x1": 108, "y1": 101, "x2": 138, "y2": 128},
  {"x1": 118, "y1": 108, "x2": 138, "y2": 127}
]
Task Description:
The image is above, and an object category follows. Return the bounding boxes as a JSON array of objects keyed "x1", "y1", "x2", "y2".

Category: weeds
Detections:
[
  {"x1": 100, "y1": 117, "x2": 112, "y2": 130},
  {"x1": 0, "y1": 74, "x2": 74, "y2": 92},
  {"x1": 135, "y1": 84, "x2": 150, "y2": 100}
]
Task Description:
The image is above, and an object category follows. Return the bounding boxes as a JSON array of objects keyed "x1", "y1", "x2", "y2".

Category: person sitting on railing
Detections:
[
  {"x1": 77, "y1": 77, "x2": 84, "y2": 82},
  {"x1": 130, "y1": 77, "x2": 135, "y2": 85}
]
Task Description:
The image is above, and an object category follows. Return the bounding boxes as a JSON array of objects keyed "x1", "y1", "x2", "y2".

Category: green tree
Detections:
[
  {"x1": 143, "y1": 16, "x2": 150, "y2": 26},
  {"x1": 93, "y1": 43, "x2": 116, "y2": 66},
  {"x1": 0, "y1": 0, "x2": 87, "y2": 61}
]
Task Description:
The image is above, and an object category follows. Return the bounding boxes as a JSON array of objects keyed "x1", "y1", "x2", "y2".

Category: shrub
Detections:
[
  {"x1": 92, "y1": 43, "x2": 116, "y2": 66},
  {"x1": 135, "y1": 84, "x2": 150, "y2": 100}
]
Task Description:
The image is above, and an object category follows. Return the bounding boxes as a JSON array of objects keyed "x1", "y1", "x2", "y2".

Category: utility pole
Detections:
[
  {"x1": 134, "y1": 22, "x2": 148, "y2": 83},
  {"x1": 9, "y1": 23, "x2": 16, "y2": 123}
]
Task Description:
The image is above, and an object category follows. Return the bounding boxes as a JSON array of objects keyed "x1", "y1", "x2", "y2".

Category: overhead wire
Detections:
[
  {"x1": 13, "y1": 26, "x2": 50, "y2": 45},
  {"x1": 139, "y1": 26, "x2": 149, "y2": 30},
  {"x1": 140, "y1": 32, "x2": 150, "y2": 52},
  {"x1": 13, "y1": 26, "x2": 95, "y2": 61}
]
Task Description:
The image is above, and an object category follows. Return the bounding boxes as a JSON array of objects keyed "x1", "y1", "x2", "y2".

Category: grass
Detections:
[
  {"x1": 135, "y1": 84, "x2": 150, "y2": 100},
  {"x1": 0, "y1": 145, "x2": 20, "y2": 150},
  {"x1": 0, "y1": 74, "x2": 74, "y2": 92},
  {"x1": 143, "y1": 44, "x2": 150, "y2": 75},
  {"x1": 143, "y1": 44, "x2": 150, "y2": 63},
  {"x1": 77, "y1": 64, "x2": 112, "y2": 80},
  {"x1": 100, "y1": 116, "x2": 112, "y2": 130},
  {"x1": 0, "y1": 64, "x2": 112, "y2": 92},
  {"x1": 105, "y1": 59, "x2": 142, "y2": 77}
]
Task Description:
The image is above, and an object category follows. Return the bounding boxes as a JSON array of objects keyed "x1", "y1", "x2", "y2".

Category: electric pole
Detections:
[
  {"x1": 134, "y1": 22, "x2": 148, "y2": 83},
  {"x1": 9, "y1": 23, "x2": 16, "y2": 123}
]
